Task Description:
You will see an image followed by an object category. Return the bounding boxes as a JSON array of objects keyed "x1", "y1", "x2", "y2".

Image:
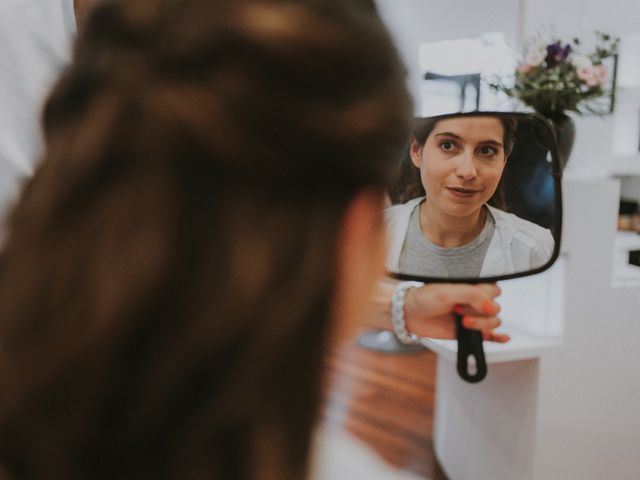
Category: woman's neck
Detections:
[{"x1": 419, "y1": 200, "x2": 486, "y2": 248}]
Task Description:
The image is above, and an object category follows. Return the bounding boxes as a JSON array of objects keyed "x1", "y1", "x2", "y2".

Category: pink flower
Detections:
[
  {"x1": 594, "y1": 64, "x2": 608, "y2": 85},
  {"x1": 517, "y1": 63, "x2": 533, "y2": 74},
  {"x1": 586, "y1": 74, "x2": 599, "y2": 87}
]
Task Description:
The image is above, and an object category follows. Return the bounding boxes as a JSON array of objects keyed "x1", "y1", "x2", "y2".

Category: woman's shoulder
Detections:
[{"x1": 488, "y1": 205, "x2": 554, "y2": 253}]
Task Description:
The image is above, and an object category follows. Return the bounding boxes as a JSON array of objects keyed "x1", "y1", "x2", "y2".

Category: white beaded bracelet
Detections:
[{"x1": 391, "y1": 281, "x2": 425, "y2": 344}]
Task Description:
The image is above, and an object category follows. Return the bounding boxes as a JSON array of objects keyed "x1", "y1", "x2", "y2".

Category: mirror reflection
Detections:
[{"x1": 386, "y1": 113, "x2": 559, "y2": 280}]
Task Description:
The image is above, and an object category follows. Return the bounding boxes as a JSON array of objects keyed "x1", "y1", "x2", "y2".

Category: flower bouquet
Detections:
[{"x1": 493, "y1": 31, "x2": 619, "y2": 118}]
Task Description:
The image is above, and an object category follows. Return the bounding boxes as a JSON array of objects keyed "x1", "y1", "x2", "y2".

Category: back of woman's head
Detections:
[{"x1": 0, "y1": 1, "x2": 411, "y2": 479}]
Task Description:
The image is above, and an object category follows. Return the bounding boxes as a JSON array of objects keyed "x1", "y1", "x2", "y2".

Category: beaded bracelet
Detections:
[{"x1": 391, "y1": 281, "x2": 425, "y2": 344}]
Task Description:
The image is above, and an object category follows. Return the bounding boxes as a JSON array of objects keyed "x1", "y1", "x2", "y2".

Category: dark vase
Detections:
[{"x1": 539, "y1": 112, "x2": 575, "y2": 171}]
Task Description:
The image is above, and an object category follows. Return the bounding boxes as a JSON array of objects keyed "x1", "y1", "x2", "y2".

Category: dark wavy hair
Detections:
[
  {"x1": 0, "y1": 1, "x2": 411, "y2": 479},
  {"x1": 388, "y1": 115, "x2": 517, "y2": 207}
]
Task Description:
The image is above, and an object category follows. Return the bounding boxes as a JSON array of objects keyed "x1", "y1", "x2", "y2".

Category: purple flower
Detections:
[{"x1": 545, "y1": 41, "x2": 572, "y2": 67}]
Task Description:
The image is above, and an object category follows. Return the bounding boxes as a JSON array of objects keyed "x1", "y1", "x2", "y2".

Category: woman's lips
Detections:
[{"x1": 445, "y1": 186, "x2": 482, "y2": 198}]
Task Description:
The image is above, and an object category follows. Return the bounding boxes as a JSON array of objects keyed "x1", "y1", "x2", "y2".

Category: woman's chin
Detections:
[{"x1": 440, "y1": 203, "x2": 484, "y2": 219}]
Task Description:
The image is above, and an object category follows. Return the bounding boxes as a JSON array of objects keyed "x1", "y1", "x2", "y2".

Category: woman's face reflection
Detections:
[{"x1": 410, "y1": 116, "x2": 507, "y2": 219}]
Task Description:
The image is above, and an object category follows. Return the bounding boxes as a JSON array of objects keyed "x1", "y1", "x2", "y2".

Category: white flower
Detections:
[
  {"x1": 571, "y1": 54, "x2": 593, "y2": 69},
  {"x1": 525, "y1": 48, "x2": 545, "y2": 67}
]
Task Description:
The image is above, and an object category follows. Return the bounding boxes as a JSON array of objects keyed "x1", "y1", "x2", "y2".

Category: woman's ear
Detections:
[
  {"x1": 74, "y1": 0, "x2": 96, "y2": 24},
  {"x1": 329, "y1": 189, "x2": 387, "y2": 345},
  {"x1": 409, "y1": 137, "x2": 422, "y2": 168}
]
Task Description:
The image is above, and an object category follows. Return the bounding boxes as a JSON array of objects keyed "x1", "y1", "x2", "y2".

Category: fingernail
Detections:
[
  {"x1": 462, "y1": 316, "x2": 475, "y2": 328},
  {"x1": 482, "y1": 299, "x2": 498, "y2": 315},
  {"x1": 453, "y1": 305, "x2": 465, "y2": 314}
]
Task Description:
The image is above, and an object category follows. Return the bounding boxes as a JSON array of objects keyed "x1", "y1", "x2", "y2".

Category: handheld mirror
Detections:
[{"x1": 385, "y1": 111, "x2": 562, "y2": 382}]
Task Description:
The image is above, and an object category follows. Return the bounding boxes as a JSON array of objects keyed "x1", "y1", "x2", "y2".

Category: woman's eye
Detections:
[
  {"x1": 478, "y1": 146, "x2": 497, "y2": 156},
  {"x1": 440, "y1": 141, "x2": 457, "y2": 152}
]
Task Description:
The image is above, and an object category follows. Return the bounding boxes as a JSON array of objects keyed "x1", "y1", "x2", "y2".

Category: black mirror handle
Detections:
[{"x1": 455, "y1": 313, "x2": 487, "y2": 383}]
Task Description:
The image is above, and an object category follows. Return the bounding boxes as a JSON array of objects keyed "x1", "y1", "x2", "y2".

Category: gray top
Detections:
[{"x1": 398, "y1": 202, "x2": 495, "y2": 278}]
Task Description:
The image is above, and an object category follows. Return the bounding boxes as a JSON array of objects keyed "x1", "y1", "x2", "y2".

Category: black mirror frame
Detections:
[{"x1": 387, "y1": 111, "x2": 563, "y2": 285}]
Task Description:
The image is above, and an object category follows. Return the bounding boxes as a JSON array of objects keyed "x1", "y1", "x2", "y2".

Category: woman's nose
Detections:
[{"x1": 455, "y1": 150, "x2": 477, "y2": 180}]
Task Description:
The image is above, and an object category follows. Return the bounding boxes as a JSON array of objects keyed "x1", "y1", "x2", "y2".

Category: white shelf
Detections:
[
  {"x1": 614, "y1": 230, "x2": 640, "y2": 250},
  {"x1": 610, "y1": 155, "x2": 640, "y2": 176},
  {"x1": 612, "y1": 264, "x2": 640, "y2": 288},
  {"x1": 612, "y1": 230, "x2": 640, "y2": 286}
]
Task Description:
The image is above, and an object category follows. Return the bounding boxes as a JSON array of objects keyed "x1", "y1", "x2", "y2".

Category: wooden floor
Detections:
[{"x1": 321, "y1": 328, "x2": 447, "y2": 479}]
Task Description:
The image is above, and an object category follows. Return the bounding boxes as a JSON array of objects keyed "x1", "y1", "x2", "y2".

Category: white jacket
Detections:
[{"x1": 385, "y1": 197, "x2": 555, "y2": 277}]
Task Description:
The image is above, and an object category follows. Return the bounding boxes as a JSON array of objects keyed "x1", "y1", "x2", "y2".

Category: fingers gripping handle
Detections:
[{"x1": 455, "y1": 313, "x2": 487, "y2": 383}]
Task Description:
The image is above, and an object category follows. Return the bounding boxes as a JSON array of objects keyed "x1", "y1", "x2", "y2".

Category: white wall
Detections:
[
  {"x1": 0, "y1": 0, "x2": 75, "y2": 214},
  {"x1": 523, "y1": 0, "x2": 640, "y2": 39}
]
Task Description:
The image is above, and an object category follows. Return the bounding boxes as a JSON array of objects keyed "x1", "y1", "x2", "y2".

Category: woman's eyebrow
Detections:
[
  {"x1": 478, "y1": 139, "x2": 504, "y2": 147},
  {"x1": 434, "y1": 131, "x2": 463, "y2": 140},
  {"x1": 434, "y1": 132, "x2": 503, "y2": 147}
]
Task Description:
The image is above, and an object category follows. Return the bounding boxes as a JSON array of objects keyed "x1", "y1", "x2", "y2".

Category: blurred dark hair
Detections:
[
  {"x1": 388, "y1": 115, "x2": 517, "y2": 207},
  {"x1": 0, "y1": 1, "x2": 411, "y2": 479}
]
